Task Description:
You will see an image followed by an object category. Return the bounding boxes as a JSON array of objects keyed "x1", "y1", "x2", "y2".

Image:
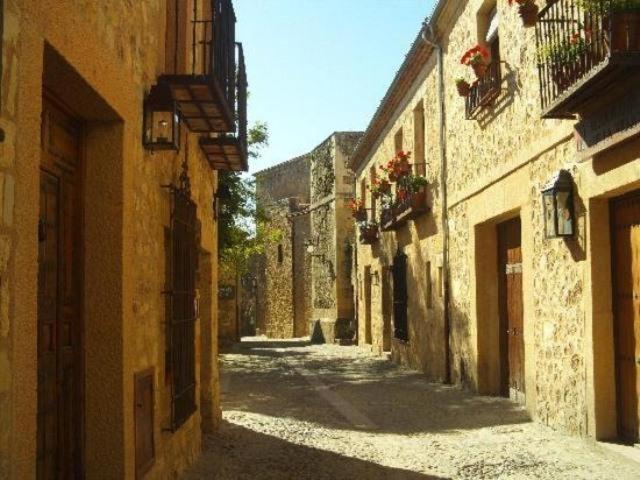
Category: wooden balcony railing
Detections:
[
  {"x1": 161, "y1": 0, "x2": 237, "y2": 133},
  {"x1": 535, "y1": 0, "x2": 640, "y2": 118},
  {"x1": 465, "y1": 61, "x2": 502, "y2": 119}
]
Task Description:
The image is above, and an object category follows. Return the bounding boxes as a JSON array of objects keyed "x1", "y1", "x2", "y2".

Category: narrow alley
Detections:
[{"x1": 184, "y1": 339, "x2": 640, "y2": 480}]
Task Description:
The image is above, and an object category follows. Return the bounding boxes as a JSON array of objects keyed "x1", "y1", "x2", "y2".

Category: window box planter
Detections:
[{"x1": 359, "y1": 224, "x2": 379, "y2": 245}]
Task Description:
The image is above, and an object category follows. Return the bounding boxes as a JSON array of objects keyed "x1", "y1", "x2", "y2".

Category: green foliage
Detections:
[
  {"x1": 537, "y1": 35, "x2": 587, "y2": 65},
  {"x1": 577, "y1": 0, "x2": 640, "y2": 12},
  {"x1": 218, "y1": 121, "x2": 278, "y2": 273}
]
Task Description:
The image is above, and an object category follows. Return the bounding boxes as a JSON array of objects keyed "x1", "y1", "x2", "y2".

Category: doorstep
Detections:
[{"x1": 596, "y1": 441, "x2": 640, "y2": 469}]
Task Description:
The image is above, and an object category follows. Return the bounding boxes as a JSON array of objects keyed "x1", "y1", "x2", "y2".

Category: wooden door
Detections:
[
  {"x1": 38, "y1": 97, "x2": 83, "y2": 479},
  {"x1": 498, "y1": 218, "x2": 525, "y2": 398},
  {"x1": 611, "y1": 192, "x2": 640, "y2": 442},
  {"x1": 364, "y1": 266, "x2": 372, "y2": 344}
]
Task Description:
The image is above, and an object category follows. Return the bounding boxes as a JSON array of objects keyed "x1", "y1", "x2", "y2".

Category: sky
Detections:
[{"x1": 234, "y1": 0, "x2": 435, "y2": 174}]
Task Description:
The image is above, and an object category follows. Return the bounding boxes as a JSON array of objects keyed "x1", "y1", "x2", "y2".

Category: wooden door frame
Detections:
[
  {"x1": 610, "y1": 189, "x2": 640, "y2": 442},
  {"x1": 40, "y1": 90, "x2": 87, "y2": 475}
]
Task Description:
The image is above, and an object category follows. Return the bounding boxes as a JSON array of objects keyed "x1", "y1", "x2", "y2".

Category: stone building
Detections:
[
  {"x1": 308, "y1": 132, "x2": 362, "y2": 343},
  {"x1": 254, "y1": 132, "x2": 362, "y2": 342},
  {"x1": 351, "y1": 0, "x2": 640, "y2": 443},
  {"x1": 0, "y1": 0, "x2": 248, "y2": 478},
  {"x1": 254, "y1": 155, "x2": 312, "y2": 338}
]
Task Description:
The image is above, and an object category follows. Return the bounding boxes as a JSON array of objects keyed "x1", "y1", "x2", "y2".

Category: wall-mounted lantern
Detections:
[
  {"x1": 143, "y1": 83, "x2": 180, "y2": 151},
  {"x1": 542, "y1": 169, "x2": 574, "y2": 238}
]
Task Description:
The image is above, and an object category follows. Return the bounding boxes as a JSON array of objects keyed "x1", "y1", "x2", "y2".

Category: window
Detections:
[
  {"x1": 394, "y1": 128, "x2": 404, "y2": 154},
  {"x1": 413, "y1": 102, "x2": 425, "y2": 176},
  {"x1": 392, "y1": 250, "x2": 408, "y2": 341},
  {"x1": 165, "y1": 187, "x2": 199, "y2": 430},
  {"x1": 426, "y1": 261, "x2": 433, "y2": 310},
  {"x1": 369, "y1": 166, "x2": 377, "y2": 220},
  {"x1": 277, "y1": 244, "x2": 283, "y2": 263},
  {"x1": 360, "y1": 177, "x2": 368, "y2": 219}
]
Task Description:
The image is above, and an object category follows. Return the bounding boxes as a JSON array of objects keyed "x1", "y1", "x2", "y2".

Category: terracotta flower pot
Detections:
[
  {"x1": 518, "y1": 1, "x2": 539, "y2": 28},
  {"x1": 472, "y1": 62, "x2": 488, "y2": 78},
  {"x1": 456, "y1": 81, "x2": 471, "y2": 97}
]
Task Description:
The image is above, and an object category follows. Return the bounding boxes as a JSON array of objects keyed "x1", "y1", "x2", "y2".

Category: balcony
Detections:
[
  {"x1": 380, "y1": 186, "x2": 429, "y2": 231},
  {"x1": 199, "y1": 43, "x2": 248, "y2": 171},
  {"x1": 536, "y1": 0, "x2": 640, "y2": 118},
  {"x1": 160, "y1": 0, "x2": 237, "y2": 133},
  {"x1": 465, "y1": 62, "x2": 502, "y2": 119},
  {"x1": 359, "y1": 223, "x2": 379, "y2": 245}
]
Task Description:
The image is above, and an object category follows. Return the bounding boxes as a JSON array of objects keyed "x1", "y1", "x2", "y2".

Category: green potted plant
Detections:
[
  {"x1": 578, "y1": 0, "x2": 640, "y2": 52},
  {"x1": 455, "y1": 77, "x2": 471, "y2": 97},
  {"x1": 509, "y1": 0, "x2": 540, "y2": 27},
  {"x1": 537, "y1": 31, "x2": 588, "y2": 89}
]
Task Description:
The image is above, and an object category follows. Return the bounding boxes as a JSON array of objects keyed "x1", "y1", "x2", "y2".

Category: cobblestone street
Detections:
[{"x1": 184, "y1": 338, "x2": 640, "y2": 480}]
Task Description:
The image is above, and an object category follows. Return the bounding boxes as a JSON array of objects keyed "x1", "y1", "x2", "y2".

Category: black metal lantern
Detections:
[
  {"x1": 143, "y1": 83, "x2": 180, "y2": 151},
  {"x1": 542, "y1": 169, "x2": 575, "y2": 238}
]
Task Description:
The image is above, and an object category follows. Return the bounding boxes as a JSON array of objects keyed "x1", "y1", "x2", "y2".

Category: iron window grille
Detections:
[
  {"x1": 465, "y1": 61, "x2": 502, "y2": 119},
  {"x1": 164, "y1": 179, "x2": 200, "y2": 431},
  {"x1": 392, "y1": 251, "x2": 409, "y2": 342}
]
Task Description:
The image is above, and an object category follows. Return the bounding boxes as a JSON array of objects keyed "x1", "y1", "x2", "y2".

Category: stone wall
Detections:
[
  {"x1": 354, "y1": 54, "x2": 447, "y2": 379},
  {"x1": 254, "y1": 155, "x2": 311, "y2": 339},
  {"x1": 309, "y1": 133, "x2": 362, "y2": 342},
  {"x1": 353, "y1": 0, "x2": 640, "y2": 440},
  {"x1": 256, "y1": 154, "x2": 311, "y2": 206},
  {"x1": 218, "y1": 259, "x2": 240, "y2": 347},
  {"x1": 0, "y1": 0, "x2": 223, "y2": 477},
  {"x1": 263, "y1": 200, "x2": 295, "y2": 338}
]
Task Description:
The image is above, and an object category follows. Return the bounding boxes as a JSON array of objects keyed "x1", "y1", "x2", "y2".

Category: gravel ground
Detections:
[{"x1": 183, "y1": 338, "x2": 640, "y2": 480}]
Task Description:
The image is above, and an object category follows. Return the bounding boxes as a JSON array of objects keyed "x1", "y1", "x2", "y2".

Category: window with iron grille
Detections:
[
  {"x1": 165, "y1": 186, "x2": 199, "y2": 431},
  {"x1": 392, "y1": 250, "x2": 408, "y2": 341}
]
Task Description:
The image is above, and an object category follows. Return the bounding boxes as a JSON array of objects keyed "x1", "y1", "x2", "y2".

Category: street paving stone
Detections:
[{"x1": 183, "y1": 338, "x2": 640, "y2": 480}]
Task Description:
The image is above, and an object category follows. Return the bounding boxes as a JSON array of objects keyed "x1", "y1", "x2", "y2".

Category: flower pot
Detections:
[
  {"x1": 456, "y1": 81, "x2": 471, "y2": 97},
  {"x1": 353, "y1": 209, "x2": 367, "y2": 222},
  {"x1": 518, "y1": 1, "x2": 539, "y2": 28},
  {"x1": 359, "y1": 225, "x2": 379, "y2": 244},
  {"x1": 472, "y1": 62, "x2": 488, "y2": 78}
]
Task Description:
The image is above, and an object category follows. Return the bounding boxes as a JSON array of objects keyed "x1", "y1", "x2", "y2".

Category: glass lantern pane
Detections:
[
  {"x1": 556, "y1": 191, "x2": 573, "y2": 236},
  {"x1": 153, "y1": 110, "x2": 173, "y2": 144},
  {"x1": 543, "y1": 193, "x2": 556, "y2": 237}
]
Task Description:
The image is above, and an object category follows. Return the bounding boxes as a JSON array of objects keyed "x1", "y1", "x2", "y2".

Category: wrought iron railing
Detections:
[
  {"x1": 465, "y1": 61, "x2": 502, "y2": 119},
  {"x1": 236, "y1": 42, "x2": 248, "y2": 155},
  {"x1": 535, "y1": 0, "x2": 640, "y2": 113},
  {"x1": 166, "y1": 0, "x2": 236, "y2": 108}
]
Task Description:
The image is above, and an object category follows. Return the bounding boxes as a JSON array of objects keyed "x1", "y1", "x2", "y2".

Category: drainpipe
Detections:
[{"x1": 422, "y1": 21, "x2": 451, "y2": 384}]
